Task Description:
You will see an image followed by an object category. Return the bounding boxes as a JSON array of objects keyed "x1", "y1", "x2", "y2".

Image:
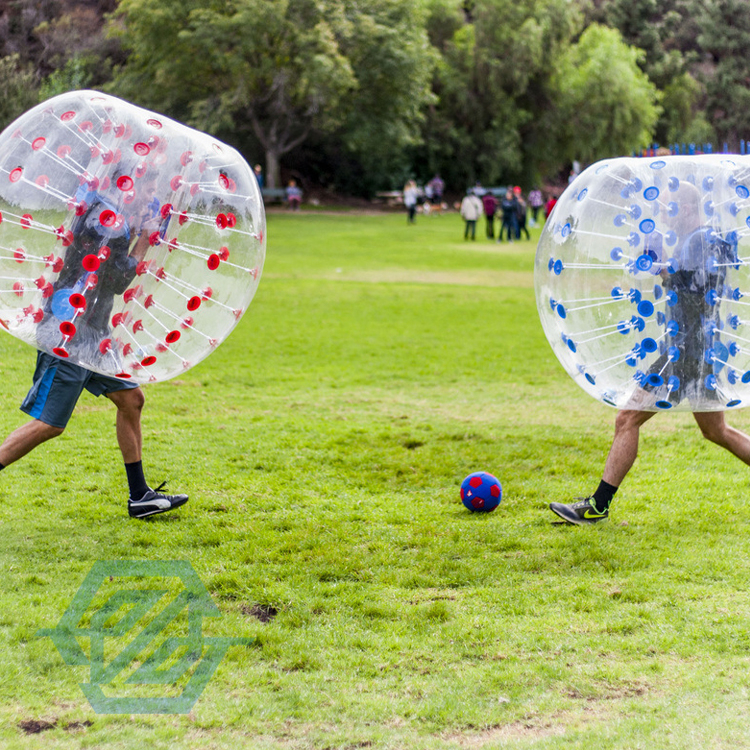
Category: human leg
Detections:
[
  {"x1": 91, "y1": 377, "x2": 188, "y2": 518},
  {"x1": 0, "y1": 420, "x2": 64, "y2": 467},
  {"x1": 693, "y1": 411, "x2": 750, "y2": 464},
  {"x1": 106, "y1": 386, "x2": 144, "y2": 464},
  {"x1": 550, "y1": 409, "x2": 657, "y2": 524},
  {"x1": 601, "y1": 409, "x2": 658, "y2": 486},
  {"x1": 2, "y1": 351, "x2": 86, "y2": 467}
]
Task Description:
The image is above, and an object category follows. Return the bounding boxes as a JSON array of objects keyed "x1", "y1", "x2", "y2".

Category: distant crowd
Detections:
[{"x1": 403, "y1": 174, "x2": 558, "y2": 241}]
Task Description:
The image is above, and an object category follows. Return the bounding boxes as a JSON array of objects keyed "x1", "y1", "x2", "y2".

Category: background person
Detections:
[
  {"x1": 427, "y1": 174, "x2": 445, "y2": 206},
  {"x1": 482, "y1": 191, "x2": 498, "y2": 239},
  {"x1": 403, "y1": 180, "x2": 419, "y2": 224},
  {"x1": 285, "y1": 180, "x2": 302, "y2": 210},
  {"x1": 528, "y1": 187, "x2": 543, "y2": 226},
  {"x1": 498, "y1": 189, "x2": 518, "y2": 243},
  {"x1": 460, "y1": 189, "x2": 483, "y2": 240},
  {"x1": 545, "y1": 192, "x2": 558, "y2": 220},
  {"x1": 514, "y1": 186, "x2": 530, "y2": 240}
]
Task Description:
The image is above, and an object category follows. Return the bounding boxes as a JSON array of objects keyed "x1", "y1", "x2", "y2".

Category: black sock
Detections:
[
  {"x1": 125, "y1": 460, "x2": 149, "y2": 501},
  {"x1": 592, "y1": 480, "x2": 618, "y2": 512}
]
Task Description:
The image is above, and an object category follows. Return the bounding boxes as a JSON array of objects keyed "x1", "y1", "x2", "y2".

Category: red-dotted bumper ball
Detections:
[
  {"x1": 535, "y1": 155, "x2": 750, "y2": 412},
  {"x1": 0, "y1": 90, "x2": 265, "y2": 382},
  {"x1": 460, "y1": 472, "x2": 502, "y2": 513}
]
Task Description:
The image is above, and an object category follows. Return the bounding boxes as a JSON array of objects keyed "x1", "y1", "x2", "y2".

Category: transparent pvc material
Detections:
[
  {"x1": 0, "y1": 90, "x2": 265, "y2": 383},
  {"x1": 535, "y1": 155, "x2": 750, "y2": 411}
]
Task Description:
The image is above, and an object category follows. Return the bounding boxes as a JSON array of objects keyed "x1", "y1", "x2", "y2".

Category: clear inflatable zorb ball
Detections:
[
  {"x1": 534, "y1": 155, "x2": 750, "y2": 412},
  {"x1": 0, "y1": 90, "x2": 265, "y2": 383}
]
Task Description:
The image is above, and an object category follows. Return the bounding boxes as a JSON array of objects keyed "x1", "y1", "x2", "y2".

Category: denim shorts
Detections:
[{"x1": 21, "y1": 351, "x2": 138, "y2": 429}]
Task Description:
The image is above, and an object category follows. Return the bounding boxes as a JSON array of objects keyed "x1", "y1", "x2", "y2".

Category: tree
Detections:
[
  {"x1": 111, "y1": 0, "x2": 356, "y2": 188},
  {"x1": 330, "y1": 0, "x2": 437, "y2": 194},
  {"x1": 588, "y1": 0, "x2": 706, "y2": 147},
  {"x1": 417, "y1": 0, "x2": 585, "y2": 190},
  {"x1": 548, "y1": 24, "x2": 660, "y2": 164},
  {"x1": 110, "y1": 0, "x2": 435, "y2": 192},
  {"x1": 0, "y1": 54, "x2": 39, "y2": 130},
  {"x1": 696, "y1": 0, "x2": 750, "y2": 148}
]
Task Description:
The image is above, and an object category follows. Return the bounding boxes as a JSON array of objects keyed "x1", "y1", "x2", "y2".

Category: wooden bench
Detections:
[
  {"x1": 374, "y1": 190, "x2": 404, "y2": 206},
  {"x1": 261, "y1": 188, "x2": 288, "y2": 204}
]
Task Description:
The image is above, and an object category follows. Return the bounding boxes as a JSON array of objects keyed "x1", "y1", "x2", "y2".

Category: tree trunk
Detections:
[{"x1": 266, "y1": 150, "x2": 281, "y2": 189}]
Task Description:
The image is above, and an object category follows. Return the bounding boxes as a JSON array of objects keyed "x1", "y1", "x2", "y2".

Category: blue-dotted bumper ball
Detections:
[
  {"x1": 461, "y1": 472, "x2": 502, "y2": 512},
  {"x1": 535, "y1": 155, "x2": 750, "y2": 412}
]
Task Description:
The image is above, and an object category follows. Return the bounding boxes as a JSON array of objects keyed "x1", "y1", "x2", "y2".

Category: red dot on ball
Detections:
[
  {"x1": 491, "y1": 485, "x2": 500, "y2": 498},
  {"x1": 469, "y1": 476, "x2": 483, "y2": 488},
  {"x1": 471, "y1": 497, "x2": 485, "y2": 509}
]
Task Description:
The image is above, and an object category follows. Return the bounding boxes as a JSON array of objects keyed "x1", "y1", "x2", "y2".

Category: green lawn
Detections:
[{"x1": 3, "y1": 209, "x2": 750, "y2": 749}]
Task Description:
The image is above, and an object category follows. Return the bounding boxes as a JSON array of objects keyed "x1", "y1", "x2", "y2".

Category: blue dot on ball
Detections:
[{"x1": 460, "y1": 472, "x2": 502, "y2": 513}]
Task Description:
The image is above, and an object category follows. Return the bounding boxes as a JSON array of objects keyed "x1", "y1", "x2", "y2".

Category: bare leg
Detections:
[
  {"x1": 693, "y1": 411, "x2": 750, "y2": 464},
  {"x1": 601, "y1": 409, "x2": 658, "y2": 487},
  {"x1": 106, "y1": 387, "x2": 145, "y2": 464},
  {"x1": 0, "y1": 420, "x2": 64, "y2": 467}
]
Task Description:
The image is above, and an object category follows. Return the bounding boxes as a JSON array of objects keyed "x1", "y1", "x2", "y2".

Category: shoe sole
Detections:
[{"x1": 129, "y1": 495, "x2": 188, "y2": 519}]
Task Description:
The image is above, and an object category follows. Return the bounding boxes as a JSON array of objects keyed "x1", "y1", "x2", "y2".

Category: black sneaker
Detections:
[
  {"x1": 549, "y1": 497, "x2": 608, "y2": 525},
  {"x1": 128, "y1": 482, "x2": 188, "y2": 519}
]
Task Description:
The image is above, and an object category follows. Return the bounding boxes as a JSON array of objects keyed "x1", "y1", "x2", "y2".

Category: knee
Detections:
[
  {"x1": 42, "y1": 423, "x2": 65, "y2": 440},
  {"x1": 698, "y1": 420, "x2": 727, "y2": 445},
  {"x1": 613, "y1": 410, "x2": 645, "y2": 434},
  {"x1": 118, "y1": 387, "x2": 145, "y2": 415}
]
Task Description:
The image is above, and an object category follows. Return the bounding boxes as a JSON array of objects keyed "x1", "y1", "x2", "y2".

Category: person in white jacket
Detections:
[{"x1": 460, "y1": 189, "x2": 483, "y2": 240}]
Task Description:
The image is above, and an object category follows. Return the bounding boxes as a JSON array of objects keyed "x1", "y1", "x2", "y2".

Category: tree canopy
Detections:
[{"x1": 0, "y1": 0, "x2": 747, "y2": 195}]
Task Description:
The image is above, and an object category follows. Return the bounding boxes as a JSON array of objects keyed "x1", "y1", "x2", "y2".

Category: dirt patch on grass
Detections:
[
  {"x1": 18, "y1": 718, "x2": 94, "y2": 734},
  {"x1": 19, "y1": 719, "x2": 57, "y2": 734},
  {"x1": 242, "y1": 603, "x2": 279, "y2": 622},
  {"x1": 443, "y1": 719, "x2": 568, "y2": 747}
]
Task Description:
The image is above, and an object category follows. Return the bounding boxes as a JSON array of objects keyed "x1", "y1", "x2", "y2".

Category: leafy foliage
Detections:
[
  {"x1": 549, "y1": 24, "x2": 661, "y2": 164},
  {"x1": 1, "y1": 0, "x2": 749, "y2": 193},
  {"x1": 0, "y1": 54, "x2": 39, "y2": 127},
  {"x1": 697, "y1": 0, "x2": 750, "y2": 146}
]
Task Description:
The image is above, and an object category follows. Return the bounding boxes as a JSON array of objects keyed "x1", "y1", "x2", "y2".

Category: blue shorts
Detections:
[{"x1": 21, "y1": 351, "x2": 138, "y2": 429}]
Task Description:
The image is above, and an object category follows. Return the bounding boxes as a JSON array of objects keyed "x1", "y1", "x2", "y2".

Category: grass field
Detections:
[{"x1": 3, "y1": 208, "x2": 750, "y2": 749}]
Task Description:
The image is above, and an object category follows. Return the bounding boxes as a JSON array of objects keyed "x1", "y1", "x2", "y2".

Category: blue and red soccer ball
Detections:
[{"x1": 460, "y1": 472, "x2": 502, "y2": 512}]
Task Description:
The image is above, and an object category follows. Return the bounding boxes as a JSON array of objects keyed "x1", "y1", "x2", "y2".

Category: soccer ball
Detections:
[{"x1": 460, "y1": 472, "x2": 502, "y2": 512}]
